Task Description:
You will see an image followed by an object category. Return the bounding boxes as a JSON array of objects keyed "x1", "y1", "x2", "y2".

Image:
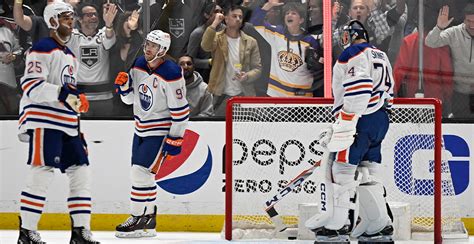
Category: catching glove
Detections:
[
  {"x1": 162, "y1": 136, "x2": 183, "y2": 156},
  {"x1": 114, "y1": 72, "x2": 132, "y2": 95},
  {"x1": 58, "y1": 84, "x2": 89, "y2": 113},
  {"x1": 326, "y1": 110, "x2": 358, "y2": 152}
]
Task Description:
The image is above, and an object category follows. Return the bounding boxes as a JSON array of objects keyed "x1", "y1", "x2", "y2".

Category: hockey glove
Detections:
[
  {"x1": 162, "y1": 136, "x2": 183, "y2": 156},
  {"x1": 58, "y1": 84, "x2": 89, "y2": 113},
  {"x1": 114, "y1": 72, "x2": 132, "y2": 95},
  {"x1": 326, "y1": 110, "x2": 358, "y2": 152},
  {"x1": 316, "y1": 125, "x2": 333, "y2": 148}
]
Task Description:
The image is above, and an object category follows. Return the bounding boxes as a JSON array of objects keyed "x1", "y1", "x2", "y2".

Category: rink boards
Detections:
[{"x1": 0, "y1": 120, "x2": 473, "y2": 234}]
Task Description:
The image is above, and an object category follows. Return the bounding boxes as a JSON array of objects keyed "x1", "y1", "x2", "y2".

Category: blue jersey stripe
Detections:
[
  {"x1": 132, "y1": 186, "x2": 157, "y2": 191},
  {"x1": 21, "y1": 104, "x2": 76, "y2": 116},
  {"x1": 67, "y1": 197, "x2": 91, "y2": 202},
  {"x1": 135, "y1": 127, "x2": 170, "y2": 133},
  {"x1": 343, "y1": 79, "x2": 372, "y2": 88},
  {"x1": 20, "y1": 118, "x2": 78, "y2": 129},
  {"x1": 69, "y1": 210, "x2": 91, "y2": 215},
  {"x1": 26, "y1": 80, "x2": 45, "y2": 97},
  {"x1": 20, "y1": 207, "x2": 42, "y2": 214},
  {"x1": 134, "y1": 115, "x2": 172, "y2": 123},
  {"x1": 345, "y1": 90, "x2": 372, "y2": 97},
  {"x1": 171, "y1": 115, "x2": 189, "y2": 122},
  {"x1": 169, "y1": 104, "x2": 189, "y2": 111},
  {"x1": 21, "y1": 191, "x2": 46, "y2": 201}
]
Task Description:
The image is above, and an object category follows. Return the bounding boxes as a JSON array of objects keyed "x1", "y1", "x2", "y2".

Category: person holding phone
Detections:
[{"x1": 0, "y1": 23, "x2": 21, "y2": 115}]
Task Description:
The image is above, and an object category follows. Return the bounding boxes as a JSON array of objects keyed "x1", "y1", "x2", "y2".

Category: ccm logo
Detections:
[
  {"x1": 394, "y1": 134, "x2": 470, "y2": 195},
  {"x1": 320, "y1": 183, "x2": 327, "y2": 211}
]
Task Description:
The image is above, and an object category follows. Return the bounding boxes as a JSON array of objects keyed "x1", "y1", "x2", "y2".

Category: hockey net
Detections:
[{"x1": 224, "y1": 97, "x2": 466, "y2": 241}]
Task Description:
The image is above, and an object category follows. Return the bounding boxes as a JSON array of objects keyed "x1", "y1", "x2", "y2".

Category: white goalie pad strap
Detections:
[
  {"x1": 327, "y1": 111, "x2": 359, "y2": 152},
  {"x1": 351, "y1": 183, "x2": 392, "y2": 237},
  {"x1": 357, "y1": 165, "x2": 379, "y2": 185}
]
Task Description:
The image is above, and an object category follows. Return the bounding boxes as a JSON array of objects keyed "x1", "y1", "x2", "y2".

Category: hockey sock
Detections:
[
  {"x1": 66, "y1": 165, "x2": 92, "y2": 229},
  {"x1": 20, "y1": 166, "x2": 54, "y2": 230},
  {"x1": 130, "y1": 165, "x2": 157, "y2": 216}
]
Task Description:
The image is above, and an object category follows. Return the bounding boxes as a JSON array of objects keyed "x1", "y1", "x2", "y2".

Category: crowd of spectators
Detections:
[{"x1": 0, "y1": 0, "x2": 473, "y2": 119}]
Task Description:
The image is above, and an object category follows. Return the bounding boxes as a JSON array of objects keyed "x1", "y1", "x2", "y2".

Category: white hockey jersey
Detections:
[
  {"x1": 66, "y1": 27, "x2": 115, "y2": 100},
  {"x1": 121, "y1": 57, "x2": 189, "y2": 138},
  {"x1": 18, "y1": 37, "x2": 79, "y2": 136},
  {"x1": 332, "y1": 42, "x2": 394, "y2": 117},
  {"x1": 251, "y1": 7, "x2": 322, "y2": 97}
]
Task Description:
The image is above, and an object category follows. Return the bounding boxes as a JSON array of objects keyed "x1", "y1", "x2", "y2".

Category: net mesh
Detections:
[{"x1": 227, "y1": 100, "x2": 464, "y2": 239}]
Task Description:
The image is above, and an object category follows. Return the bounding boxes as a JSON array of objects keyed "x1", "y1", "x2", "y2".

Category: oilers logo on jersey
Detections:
[
  {"x1": 277, "y1": 49, "x2": 303, "y2": 72},
  {"x1": 60, "y1": 65, "x2": 76, "y2": 86},
  {"x1": 139, "y1": 84, "x2": 154, "y2": 111}
]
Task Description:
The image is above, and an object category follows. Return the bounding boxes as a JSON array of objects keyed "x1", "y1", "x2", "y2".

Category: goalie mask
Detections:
[
  {"x1": 43, "y1": 2, "x2": 74, "y2": 30},
  {"x1": 340, "y1": 20, "x2": 369, "y2": 49},
  {"x1": 143, "y1": 30, "x2": 171, "y2": 63}
]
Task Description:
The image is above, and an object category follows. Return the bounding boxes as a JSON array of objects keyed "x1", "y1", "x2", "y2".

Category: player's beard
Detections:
[{"x1": 56, "y1": 24, "x2": 72, "y2": 43}]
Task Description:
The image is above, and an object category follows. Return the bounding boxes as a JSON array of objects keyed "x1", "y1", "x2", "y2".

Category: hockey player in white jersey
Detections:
[
  {"x1": 305, "y1": 20, "x2": 394, "y2": 244},
  {"x1": 17, "y1": 2, "x2": 100, "y2": 244},
  {"x1": 114, "y1": 30, "x2": 189, "y2": 238}
]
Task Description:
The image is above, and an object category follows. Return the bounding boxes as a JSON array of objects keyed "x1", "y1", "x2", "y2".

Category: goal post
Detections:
[{"x1": 225, "y1": 97, "x2": 465, "y2": 243}]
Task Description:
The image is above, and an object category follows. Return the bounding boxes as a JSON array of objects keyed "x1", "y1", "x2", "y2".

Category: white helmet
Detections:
[
  {"x1": 145, "y1": 30, "x2": 171, "y2": 56},
  {"x1": 43, "y1": 2, "x2": 74, "y2": 30}
]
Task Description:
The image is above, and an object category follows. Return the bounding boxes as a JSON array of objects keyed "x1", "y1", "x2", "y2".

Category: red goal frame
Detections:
[{"x1": 224, "y1": 97, "x2": 442, "y2": 243}]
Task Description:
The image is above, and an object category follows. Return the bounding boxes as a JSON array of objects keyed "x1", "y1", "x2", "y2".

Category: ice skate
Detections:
[
  {"x1": 18, "y1": 227, "x2": 45, "y2": 244},
  {"x1": 357, "y1": 225, "x2": 394, "y2": 244},
  {"x1": 70, "y1": 226, "x2": 100, "y2": 244},
  {"x1": 115, "y1": 206, "x2": 157, "y2": 238},
  {"x1": 312, "y1": 227, "x2": 350, "y2": 244},
  {"x1": 18, "y1": 217, "x2": 45, "y2": 244}
]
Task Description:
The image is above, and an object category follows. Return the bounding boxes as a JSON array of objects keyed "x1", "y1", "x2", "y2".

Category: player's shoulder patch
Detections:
[
  {"x1": 30, "y1": 37, "x2": 75, "y2": 57},
  {"x1": 338, "y1": 42, "x2": 371, "y2": 63},
  {"x1": 155, "y1": 60, "x2": 182, "y2": 81}
]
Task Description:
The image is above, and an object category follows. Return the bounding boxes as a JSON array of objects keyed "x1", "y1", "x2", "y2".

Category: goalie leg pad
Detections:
[
  {"x1": 130, "y1": 165, "x2": 157, "y2": 216},
  {"x1": 306, "y1": 162, "x2": 359, "y2": 231},
  {"x1": 351, "y1": 182, "x2": 393, "y2": 238}
]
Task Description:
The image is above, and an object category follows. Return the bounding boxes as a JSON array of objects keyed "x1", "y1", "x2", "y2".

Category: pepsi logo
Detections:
[
  {"x1": 155, "y1": 129, "x2": 212, "y2": 195},
  {"x1": 139, "y1": 84, "x2": 153, "y2": 111}
]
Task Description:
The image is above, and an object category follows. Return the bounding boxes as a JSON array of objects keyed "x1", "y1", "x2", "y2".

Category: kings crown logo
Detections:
[{"x1": 277, "y1": 49, "x2": 303, "y2": 72}]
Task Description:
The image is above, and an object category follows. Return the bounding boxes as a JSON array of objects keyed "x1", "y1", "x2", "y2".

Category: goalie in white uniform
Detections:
[{"x1": 305, "y1": 20, "x2": 394, "y2": 243}]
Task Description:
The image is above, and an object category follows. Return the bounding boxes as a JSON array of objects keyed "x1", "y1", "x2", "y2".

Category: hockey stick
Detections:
[
  {"x1": 264, "y1": 160, "x2": 322, "y2": 231},
  {"x1": 264, "y1": 149, "x2": 329, "y2": 232},
  {"x1": 151, "y1": 150, "x2": 168, "y2": 174}
]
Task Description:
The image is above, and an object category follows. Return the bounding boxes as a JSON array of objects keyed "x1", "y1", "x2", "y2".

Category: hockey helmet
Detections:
[
  {"x1": 145, "y1": 30, "x2": 171, "y2": 56},
  {"x1": 340, "y1": 20, "x2": 369, "y2": 49},
  {"x1": 43, "y1": 1, "x2": 74, "y2": 30}
]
